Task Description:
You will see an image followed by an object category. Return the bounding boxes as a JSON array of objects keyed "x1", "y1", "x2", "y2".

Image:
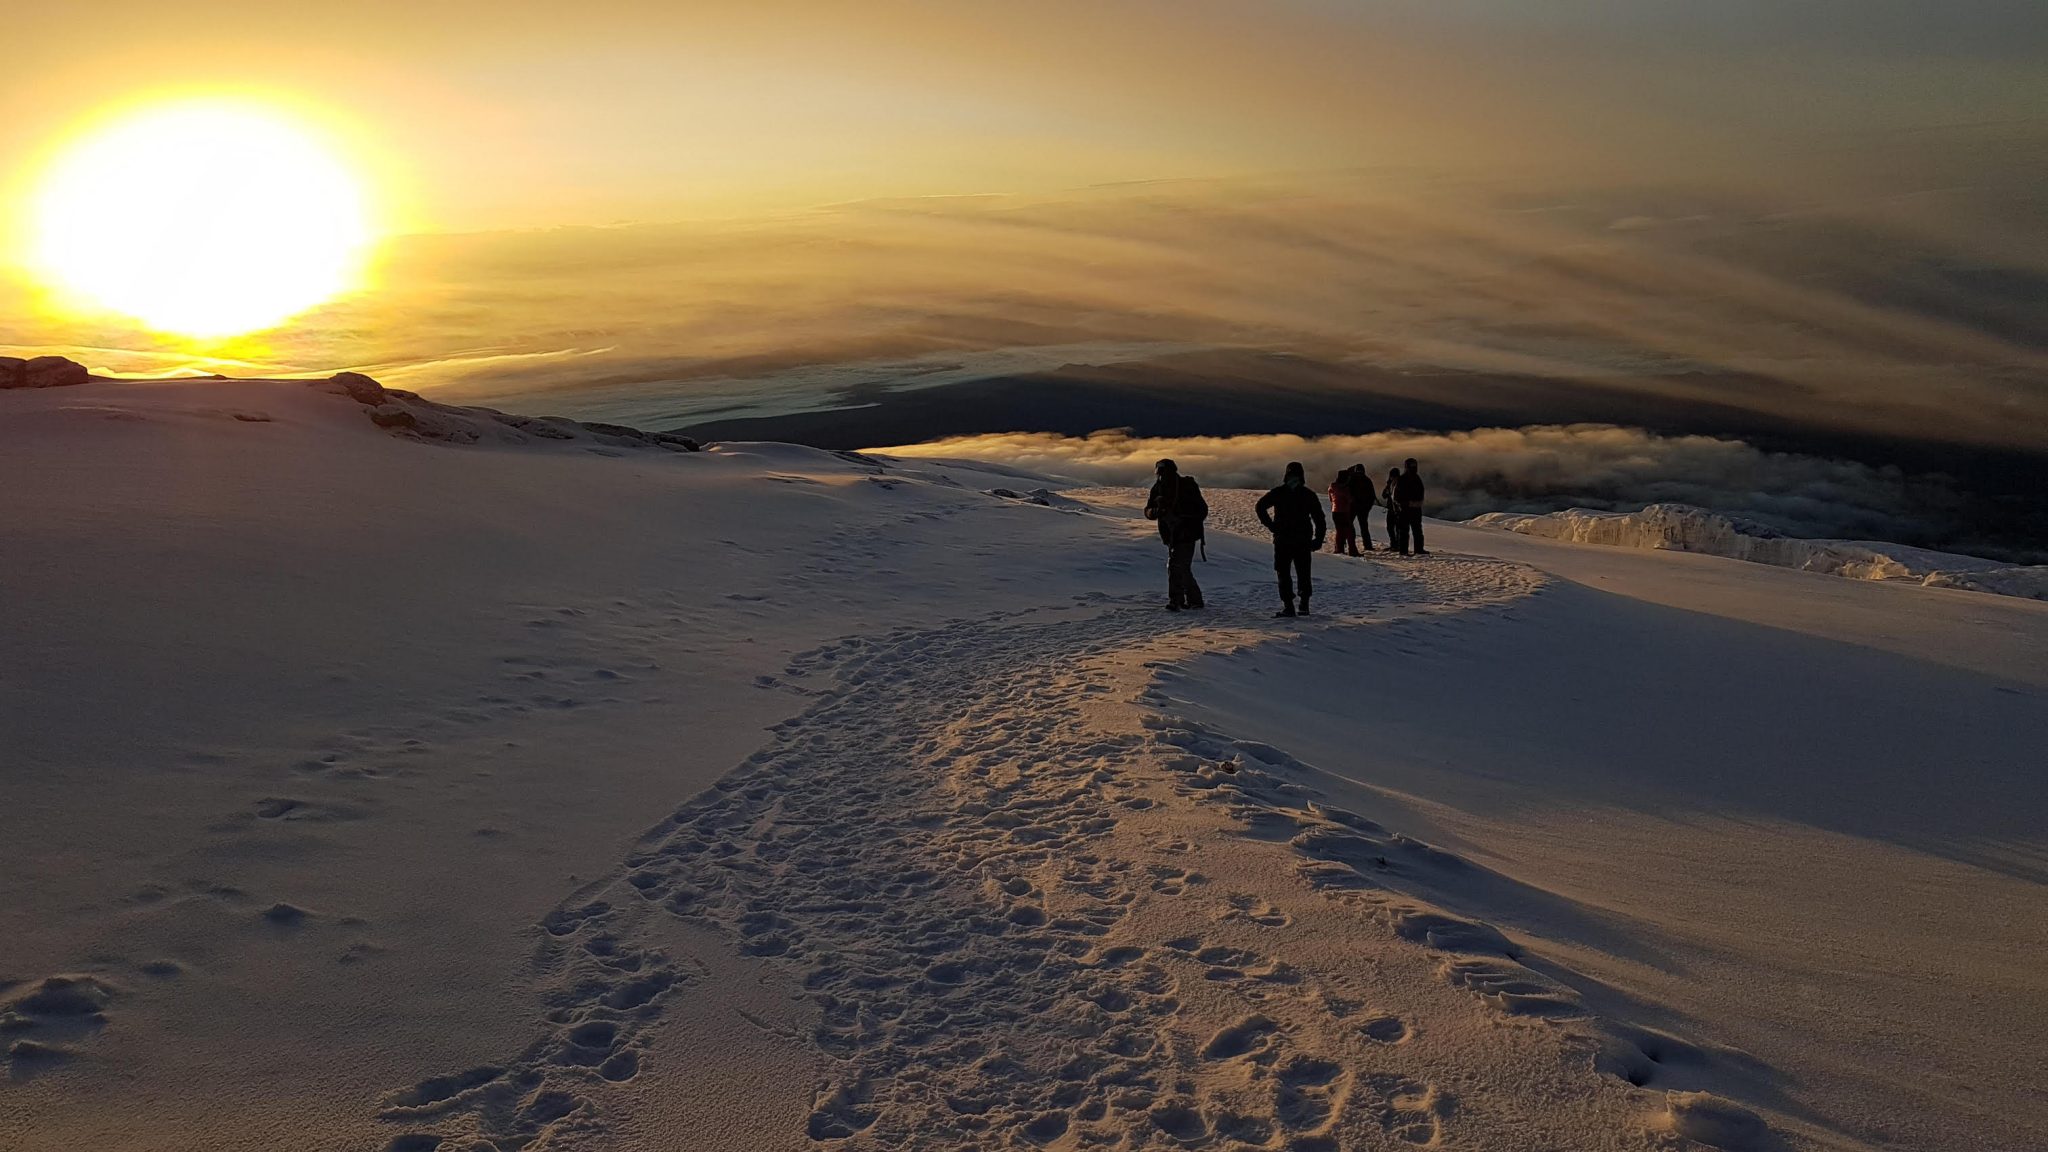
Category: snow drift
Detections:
[{"x1": 1471, "y1": 503, "x2": 2048, "y2": 600}]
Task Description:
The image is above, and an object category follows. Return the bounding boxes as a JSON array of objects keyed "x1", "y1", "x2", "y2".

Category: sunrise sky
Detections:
[
  {"x1": 7, "y1": 2, "x2": 2045, "y2": 229},
  {"x1": 5, "y1": 2, "x2": 2047, "y2": 558}
]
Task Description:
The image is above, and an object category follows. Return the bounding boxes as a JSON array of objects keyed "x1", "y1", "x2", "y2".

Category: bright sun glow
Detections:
[{"x1": 29, "y1": 99, "x2": 376, "y2": 339}]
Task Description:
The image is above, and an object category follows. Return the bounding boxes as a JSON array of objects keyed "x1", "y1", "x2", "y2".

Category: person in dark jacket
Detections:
[
  {"x1": 1382, "y1": 468, "x2": 1407, "y2": 555},
  {"x1": 1346, "y1": 463, "x2": 1377, "y2": 551},
  {"x1": 1394, "y1": 457, "x2": 1429, "y2": 556},
  {"x1": 1143, "y1": 458, "x2": 1208, "y2": 611},
  {"x1": 1255, "y1": 461, "x2": 1326, "y2": 617}
]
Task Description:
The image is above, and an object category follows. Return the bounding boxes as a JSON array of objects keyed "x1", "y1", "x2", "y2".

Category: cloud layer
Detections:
[
  {"x1": 11, "y1": 175, "x2": 2043, "y2": 451},
  {"x1": 5, "y1": 175, "x2": 2041, "y2": 559},
  {"x1": 877, "y1": 425, "x2": 1975, "y2": 550}
]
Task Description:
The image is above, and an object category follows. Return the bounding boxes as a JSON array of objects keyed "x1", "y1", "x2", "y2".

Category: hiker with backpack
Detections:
[
  {"x1": 1382, "y1": 467, "x2": 1407, "y2": 555},
  {"x1": 1144, "y1": 458, "x2": 1208, "y2": 612},
  {"x1": 1394, "y1": 457, "x2": 1429, "y2": 556},
  {"x1": 1346, "y1": 463, "x2": 1377, "y2": 552},
  {"x1": 1255, "y1": 461, "x2": 1326, "y2": 617}
]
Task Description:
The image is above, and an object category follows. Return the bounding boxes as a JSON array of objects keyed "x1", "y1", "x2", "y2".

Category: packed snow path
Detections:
[
  {"x1": 9, "y1": 384, "x2": 2039, "y2": 1152},
  {"x1": 377, "y1": 553, "x2": 1756, "y2": 1151}
]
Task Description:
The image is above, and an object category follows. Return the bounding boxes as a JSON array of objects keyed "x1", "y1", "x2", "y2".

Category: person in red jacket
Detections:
[{"x1": 1327, "y1": 467, "x2": 1359, "y2": 556}]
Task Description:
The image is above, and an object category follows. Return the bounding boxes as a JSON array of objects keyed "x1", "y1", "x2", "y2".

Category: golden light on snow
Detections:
[{"x1": 27, "y1": 99, "x2": 377, "y2": 339}]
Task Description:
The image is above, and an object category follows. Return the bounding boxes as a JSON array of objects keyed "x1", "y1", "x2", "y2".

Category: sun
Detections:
[{"x1": 28, "y1": 98, "x2": 377, "y2": 339}]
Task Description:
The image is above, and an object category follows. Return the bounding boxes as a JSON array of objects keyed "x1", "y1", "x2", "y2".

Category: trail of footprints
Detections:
[
  {"x1": 1151, "y1": 675, "x2": 1765, "y2": 1128},
  {"x1": 1155, "y1": 718, "x2": 1598, "y2": 1022},
  {"x1": 378, "y1": 560, "x2": 1687, "y2": 1151}
]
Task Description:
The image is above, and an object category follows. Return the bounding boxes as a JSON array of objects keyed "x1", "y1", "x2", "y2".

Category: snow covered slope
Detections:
[
  {"x1": 1157, "y1": 515, "x2": 2048, "y2": 1152},
  {"x1": 1471, "y1": 503, "x2": 2048, "y2": 600},
  {"x1": 4, "y1": 380, "x2": 2044, "y2": 1152}
]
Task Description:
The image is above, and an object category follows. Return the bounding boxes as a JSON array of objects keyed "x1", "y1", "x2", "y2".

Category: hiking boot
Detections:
[
  {"x1": 1186, "y1": 600, "x2": 1206, "y2": 611},
  {"x1": 1165, "y1": 603, "x2": 1183, "y2": 612},
  {"x1": 1414, "y1": 549, "x2": 1431, "y2": 556},
  {"x1": 1299, "y1": 600, "x2": 1312, "y2": 617},
  {"x1": 1276, "y1": 603, "x2": 1297, "y2": 618}
]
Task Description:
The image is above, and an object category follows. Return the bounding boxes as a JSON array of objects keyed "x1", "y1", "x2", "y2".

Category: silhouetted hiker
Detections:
[
  {"x1": 1395, "y1": 457, "x2": 1429, "y2": 555},
  {"x1": 1143, "y1": 458, "x2": 1208, "y2": 612},
  {"x1": 1255, "y1": 461, "x2": 1326, "y2": 617},
  {"x1": 1382, "y1": 468, "x2": 1408, "y2": 554},
  {"x1": 1328, "y1": 467, "x2": 1359, "y2": 556},
  {"x1": 1346, "y1": 463, "x2": 1377, "y2": 551}
]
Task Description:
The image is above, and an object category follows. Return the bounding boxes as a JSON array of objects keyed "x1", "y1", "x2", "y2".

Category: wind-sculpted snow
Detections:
[
  {"x1": 377, "y1": 551, "x2": 1810, "y2": 1151},
  {"x1": 1470, "y1": 504, "x2": 2048, "y2": 601},
  {"x1": 11, "y1": 377, "x2": 2037, "y2": 1151}
]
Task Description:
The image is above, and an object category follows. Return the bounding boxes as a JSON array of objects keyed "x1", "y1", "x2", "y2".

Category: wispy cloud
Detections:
[{"x1": 8, "y1": 170, "x2": 2045, "y2": 445}]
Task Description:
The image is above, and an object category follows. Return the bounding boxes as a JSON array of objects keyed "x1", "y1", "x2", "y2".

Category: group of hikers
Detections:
[{"x1": 1144, "y1": 457, "x2": 1430, "y2": 617}]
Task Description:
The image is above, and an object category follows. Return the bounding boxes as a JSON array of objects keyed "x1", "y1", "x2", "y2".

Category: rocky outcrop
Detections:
[
  {"x1": 312, "y1": 371, "x2": 700, "y2": 453},
  {"x1": 0, "y1": 359, "x2": 699, "y2": 455},
  {"x1": 0, "y1": 355, "x2": 91, "y2": 390},
  {"x1": 322, "y1": 371, "x2": 389, "y2": 405}
]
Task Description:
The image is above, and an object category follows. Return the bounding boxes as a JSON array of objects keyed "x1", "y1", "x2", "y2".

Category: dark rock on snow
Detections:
[
  {"x1": 318, "y1": 371, "x2": 700, "y2": 453},
  {"x1": 324, "y1": 371, "x2": 390, "y2": 405},
  {"x1": 0, "y1": 355, "x2": 91, "y2": 389}
]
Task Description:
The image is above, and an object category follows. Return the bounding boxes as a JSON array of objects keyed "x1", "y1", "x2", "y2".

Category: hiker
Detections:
[
  {"x1": 1327, "y1": 467, "x2": 1359, "y2": 557},
  {"x1": 1346, "y1": 463, "x2": 1378, "y2": 551},
  {"x1": 1143, "y1": 458, "x2": 1207, "y2": 611},
  {"x1": 1255, "y1": 461, "x2": 1326, "y2": 617},
  {"x1": 1395, "y1": 457, "x2": 1429, "y2": 556},
  {"x1": 1382, "y1": 468, "x2": 1408, "y2": 555}
]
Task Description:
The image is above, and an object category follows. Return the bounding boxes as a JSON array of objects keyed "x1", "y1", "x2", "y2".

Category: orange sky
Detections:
[
  {"x1": 5, "y1": 1, "x2": 2045, "y2": 467},
  {"x1": 6, "y1": 1, "x2": 2045, "y2": 231}
]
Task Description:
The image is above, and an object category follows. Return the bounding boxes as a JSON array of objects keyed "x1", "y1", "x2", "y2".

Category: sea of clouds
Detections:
[{"x1": 879, "y1": 424, "x2": 1966, "y2": 546}]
